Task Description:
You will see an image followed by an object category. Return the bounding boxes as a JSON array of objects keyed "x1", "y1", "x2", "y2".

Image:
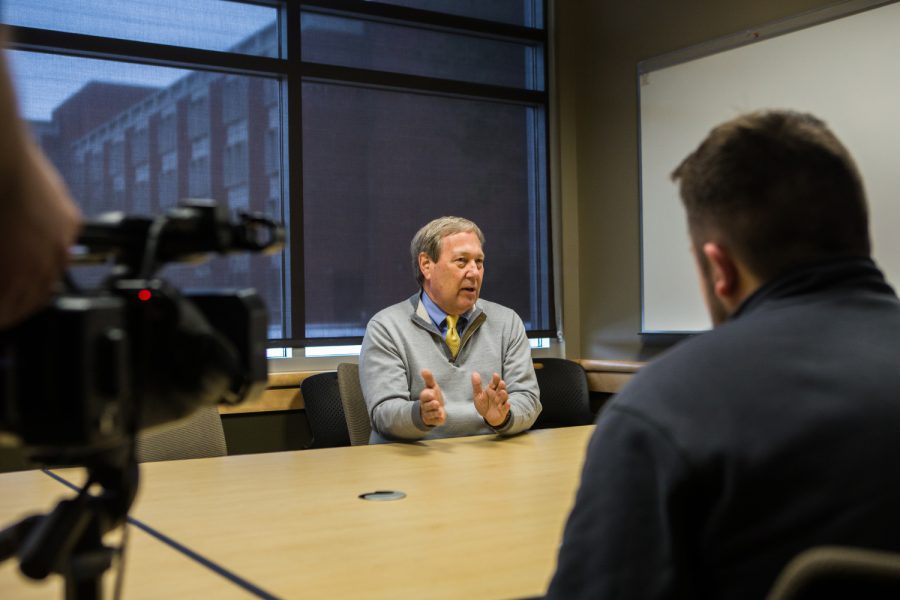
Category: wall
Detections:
[{"x1": 554, "y1": 0, "x2": 841, "y2": 360}]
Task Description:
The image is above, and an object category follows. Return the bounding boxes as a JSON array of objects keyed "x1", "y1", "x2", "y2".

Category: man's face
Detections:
[{"x1": 421, "y1": 231, "x2": 484, "y2": 316}]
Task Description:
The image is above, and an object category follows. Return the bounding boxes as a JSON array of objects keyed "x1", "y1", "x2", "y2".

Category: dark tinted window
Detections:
[
  {"x1": 5, "y1": 0, "x2": 551, "y2": 345},
  {"x1": 302, "y1": 83, "x2": 549, "y2": 338},
  {"x1": 301, "y1": 13, "x2": 544, "y2": 90},
  {"x1": 373, "y1": 0, "x2": 543, "y2": 28},
  {"x1": 3, "y1": 0, "x2": 278, "y2": 56},
  {"x1": 7, "y1": 50, "x2": 286, "y2": 334}
]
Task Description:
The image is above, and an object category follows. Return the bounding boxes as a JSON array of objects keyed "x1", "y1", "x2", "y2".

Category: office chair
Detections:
[
  {"x1": 300, "y1": 371, "x2": 351, "y2": 449},
  {"x1": 766, "y1": 546, "x2": 900, "y2": 600},
  {"x1": 135, "y1": 404, "x2": 227, "y2": 462},
  {"x1": 337, "y1": 362, "x2": 371, "y2": 446},
  {"x1": 531, "y1": 358, "x2": 593, "y2": 429}
]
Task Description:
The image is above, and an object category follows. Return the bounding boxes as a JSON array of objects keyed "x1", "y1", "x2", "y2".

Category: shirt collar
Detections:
[{"x1": 420, "y1": 289, "x2": 473, "y2": 330}]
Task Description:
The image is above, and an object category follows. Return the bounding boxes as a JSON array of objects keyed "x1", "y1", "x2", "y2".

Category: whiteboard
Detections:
[{"x1": 639, "y1": 0, "x2": 900, "y2": 333}]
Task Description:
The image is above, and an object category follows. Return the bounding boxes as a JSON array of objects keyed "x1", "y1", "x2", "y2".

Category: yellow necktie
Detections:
[{"x1": 445, "y1": 314, "x2": 460, "y2": 358}]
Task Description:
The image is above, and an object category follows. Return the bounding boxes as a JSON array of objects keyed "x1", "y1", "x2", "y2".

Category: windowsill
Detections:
[{"x1": 221, "y1": 355, "x2": 644, "y2": 415}]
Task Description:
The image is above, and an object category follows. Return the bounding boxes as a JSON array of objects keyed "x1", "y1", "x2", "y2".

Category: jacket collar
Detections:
[{"x1": 732, "y1": 257, "x2": 894, "y2": 321}]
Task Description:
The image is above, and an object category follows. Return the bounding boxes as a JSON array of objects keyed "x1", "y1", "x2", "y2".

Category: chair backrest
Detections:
[
  {"x1": 301, "y1": 371, "x2": 351, "y2": 449},
  {"x1": 531, "y1": 358, "x2": 593, "y2": 429},
  {"x1": 766, "y1": 546, "x2": 900, "y2": 600},
  {"x1": 135, "y1": 405, "x2": 227, "y2": 462},
  {"x1": 337, "y1": 362, "x2": 371, "y2": 446}
]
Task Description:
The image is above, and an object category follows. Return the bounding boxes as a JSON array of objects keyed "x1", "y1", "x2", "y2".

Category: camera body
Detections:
[
  {"x1": 1, "y1": 293, "x2": 129, "y2": 456},
  {"x1": 0, "y1": 199, "x2": 282, "y2": 465}
]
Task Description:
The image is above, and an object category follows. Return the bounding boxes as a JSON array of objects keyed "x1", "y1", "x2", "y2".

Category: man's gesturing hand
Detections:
[
  {"x1": 419, "y1": 368, "x2": 446, "y2": 427},
  {"x1": 472, "y1": 372, "x2": 510, "y2": 428}
]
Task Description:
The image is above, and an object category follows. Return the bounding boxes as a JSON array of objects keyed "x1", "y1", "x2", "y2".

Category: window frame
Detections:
[{"x1": 6, "y1": 0, "x2": 554, "y2": 348}]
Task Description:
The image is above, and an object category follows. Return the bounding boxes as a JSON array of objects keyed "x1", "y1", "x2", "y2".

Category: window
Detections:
[
  {"x1": 160, "y1": 149, "x2": 179, "y2": 208},
  {"x1": 3, "y1": 0, "x2": 551, "y2": 347},
  {"x1": 133, "y1": 163, "x2": 151, "y2": 214},
  {"x1": 189, "y1": 135, "x2": 211, "y2": 197},
  {"x1": 224, "y1": 120, "x2": 249, "y2": 188}
]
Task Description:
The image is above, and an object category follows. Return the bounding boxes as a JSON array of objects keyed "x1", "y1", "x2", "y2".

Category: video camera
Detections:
[
  {"x1": 0, "y1": 199, "x2": 283, "y2": 596},
  {"x1": 0, "y1": 198, "x2": 283, "y2": 462}
]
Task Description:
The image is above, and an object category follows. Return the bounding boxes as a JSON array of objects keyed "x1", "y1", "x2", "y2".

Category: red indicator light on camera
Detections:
[{"x1": 137, "y1": 289, "x2": 152, "y2": 302}]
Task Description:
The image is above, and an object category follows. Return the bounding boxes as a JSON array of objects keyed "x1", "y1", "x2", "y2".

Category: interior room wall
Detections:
[{"x1": 554, "y1": 0, "x2": 842, "y2": 360}]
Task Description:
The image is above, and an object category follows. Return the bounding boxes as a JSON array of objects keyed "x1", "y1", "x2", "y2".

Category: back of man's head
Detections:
[{"x1": 672, "y1": 110, "x2": 871, "y2": 281}]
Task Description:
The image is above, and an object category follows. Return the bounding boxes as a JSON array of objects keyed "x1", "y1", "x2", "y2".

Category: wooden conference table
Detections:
[
  {"x1": 0, "y1": 425, "x2": 594, "y2": 599},
  {"x1": 0, "y1": 470, "x2": 244, "y2": 599}
]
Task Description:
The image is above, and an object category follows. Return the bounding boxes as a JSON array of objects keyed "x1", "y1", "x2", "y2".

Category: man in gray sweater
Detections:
[{"x1": 359, "y1": 216, "x2": 541, "y2": 443}]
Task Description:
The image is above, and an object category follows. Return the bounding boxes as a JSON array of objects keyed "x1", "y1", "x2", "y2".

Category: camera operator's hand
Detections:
[
  {"x1": 0, "y1": 140, "x2": 81, "y2": 329},
  {"x1": 0, "y1": 43, "x2": 82, "y2": 330}
]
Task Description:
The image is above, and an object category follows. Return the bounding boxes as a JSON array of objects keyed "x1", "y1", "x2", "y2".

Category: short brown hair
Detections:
[
  {"x1": 410, "y1": 216, "x2": 485, "y2": 286},
  {"x1": 671, "y1": 110, "x2": 870, "y2": 280}
]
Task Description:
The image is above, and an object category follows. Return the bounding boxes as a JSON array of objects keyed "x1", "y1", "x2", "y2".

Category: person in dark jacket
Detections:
[{"x1": 546, "y1": 110, "x2": 900, "y2": 599}]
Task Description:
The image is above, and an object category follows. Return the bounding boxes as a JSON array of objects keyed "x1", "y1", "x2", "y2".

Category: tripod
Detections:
[{"x1": 0, "y1": 445, "x2": 138, "y2": 599}]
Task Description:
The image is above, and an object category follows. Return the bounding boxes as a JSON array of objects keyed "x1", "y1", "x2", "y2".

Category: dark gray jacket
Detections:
[{"x1": 548, "y1": 258, "x2": 900, "y2": 600}]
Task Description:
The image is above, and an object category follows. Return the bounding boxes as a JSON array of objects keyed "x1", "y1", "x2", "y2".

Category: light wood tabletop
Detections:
[
  {"x1": 0, "y1": 468, "x2": 265, "y2": 599},
  {"x1": 3, "y1": 425, "x2": 594, "y2": 599},
  {"x1": 124, "y1": 425, "x2": 593, "y2": 599},
  {"x1": 127, "y1": 425, "x2": 593, "y2": 599}
]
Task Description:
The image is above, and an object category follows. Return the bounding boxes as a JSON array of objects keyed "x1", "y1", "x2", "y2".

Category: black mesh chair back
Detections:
[
  {"x1": 766, "y1": 546, "x2": 900, "y2": 600},
  {"x1": 301, "y1": 371, "x2": 351, "y2": 449},
  {"x1": 532, "y1": 358, "x2": 593, "y2": 429}
]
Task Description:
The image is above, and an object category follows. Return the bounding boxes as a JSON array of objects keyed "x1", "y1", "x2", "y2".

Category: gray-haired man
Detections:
[{"x1": 359, "y1": 216, "x2": 541, "y2": 443}]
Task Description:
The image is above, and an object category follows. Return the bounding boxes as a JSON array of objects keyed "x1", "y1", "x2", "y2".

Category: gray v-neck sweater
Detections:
[{"x1": 360, "y1": 293, "x2": 541, "y2": 443}]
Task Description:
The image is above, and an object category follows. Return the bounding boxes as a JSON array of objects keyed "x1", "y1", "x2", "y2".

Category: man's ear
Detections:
[
  {"x1": 418, "y1": 252, "x2": 433, "y2": 282},
  {"x1": 701, "y1": 242, "x2": 740, "y2": 303}
]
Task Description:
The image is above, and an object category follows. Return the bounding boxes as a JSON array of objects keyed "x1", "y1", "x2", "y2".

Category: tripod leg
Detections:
[
  {"x1": 0, "y1": 514, "x2": 42, "y2": 564},
  {"x1": 63, "y1": 513, "x2": 115, "y2": 600}
]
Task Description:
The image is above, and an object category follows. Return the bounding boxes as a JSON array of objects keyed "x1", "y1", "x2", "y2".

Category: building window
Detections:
[
  {"x1": 160, "y1": 149, "x2": 179, "y2": 208},
  {"x1": 227, "y1": 183, "x2": 249, "y2": 212},
  {"x1": 189, "y1": 135, "x2": 211, "y2": 197},
  {"x1": 133, "y1": 162, "x2": 151, "y2": 214},
  {"x1": 158, "y1": 107, "x2": 178, "y2": 154},
  {"x1": 131, "y1": 123, "x2": 150, "y2": 167},
  {"x1": 4, "y1": 0, "x2": 551, "y2": 346},
  {"x1": 224, "y1": 120, "x2": 249, "y2": 188}
]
